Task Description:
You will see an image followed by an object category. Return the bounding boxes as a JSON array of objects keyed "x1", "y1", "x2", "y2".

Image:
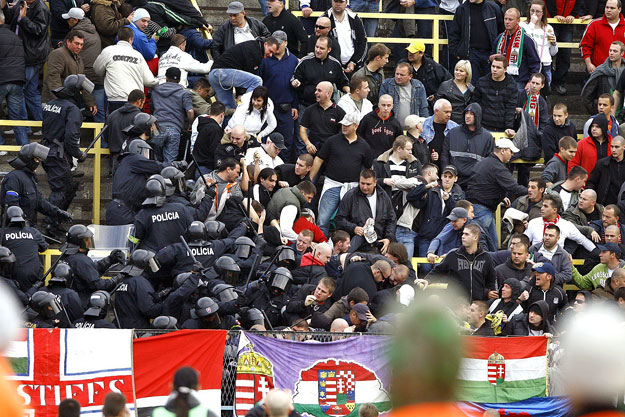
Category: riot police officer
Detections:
[
  {"x1": 0, "y1": 246, "x2": 28, "y2": 305},
  {"x1": 242, "y1": 267, "x2": 293, "y2": 328},
  {"x1": 40, "y1": 75, "x2": 91, "y2": 236},
  {"x1": 0, "y1": 143, "x2": 72, "y2": 227},
  {"x1": 63, "y1": 224, "x2": 125, "y2": 307},
  {"x1": 73, "y1": 290, "x2": 116, "y2": 328},
  {"x1": 113, "y1": 249, "x2": 165, "y2": 329},
  {"x1": 161, "y1": 166, "x2": 212, "y2": 221},
  {"x1": 181, "y1": 296, "x2": 237, "y2": 330},
  {"x1": 43, "y1": 262, "x2": 84, "y2": 326},
  {"x1": 23, "y1": 291, "x2": 66, "y2": 328},
  {"x1": 2, "y1": 206, "x2": 48, "y2": 291},
  {"x1": 161, "y1": 272, "x2": 201, "y2": 323},
  {"x1": 133, "y1": 175, "x2": 193, "y2": 253}
]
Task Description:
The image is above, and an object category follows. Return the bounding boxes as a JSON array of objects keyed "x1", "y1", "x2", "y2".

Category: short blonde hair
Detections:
[{"x1": 455, "y1": 60, "x2": 472, "y2": 84}]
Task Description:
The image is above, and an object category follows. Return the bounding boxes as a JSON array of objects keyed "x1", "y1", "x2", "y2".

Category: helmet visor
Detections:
[{"x1": 223, "y1": 270, "x2": 240, "y2": 286}]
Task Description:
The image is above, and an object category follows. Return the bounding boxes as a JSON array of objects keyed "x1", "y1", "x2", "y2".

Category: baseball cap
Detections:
[
  {"x1": 62, "y1": 7, "x2": 85, "y2": 20},
  {"x1": 533, "y1": 262, "x2": 557, "y2": 276},
  {"x1": 442, "y1": 165, "x2": 458, "y2": 176},
  {"x1": 226, "y1": 1, "x2": 245, "y2": 14},
  {"x1": 165, "y1": 67, "x2": 181, "y2": 82},
  {"x1": 352, "y1": 303, "x2": 370, "y2": 321},
  {"x1": 406, "y1": 41, "x2": 426, "y2": 54},
  {"x1": 495, "y1": 138, "x2": 520, "y2": 153},
  {"x1": 598, "y1": 242, "x2": 621, "y2": 258},
  {"x1": 339, "y1": 112, "x2": 360, "y2": 126},
  {"x1": 272, "y1": 30, "x2": 288, "y2": 44},
  {"x1": 447, "y1": 207, "x2": 468, "y2": 221},
  {"x1": 268, "y1": 132, "x2": 287, "y2": 149}
]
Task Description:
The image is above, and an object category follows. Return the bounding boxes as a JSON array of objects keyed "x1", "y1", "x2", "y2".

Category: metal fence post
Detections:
[{"x1": 91, "y1": 124, "x2": 103, "y2": 225}]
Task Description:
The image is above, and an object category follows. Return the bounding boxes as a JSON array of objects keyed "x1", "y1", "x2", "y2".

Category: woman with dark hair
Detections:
[
  {"x1": 227, "y1": 86, "x2": 277, "y2": 141},
  {"x1": 152, "y1": 367, "x2": 216, "y2": 417},
  {"x1": 251, "y1": 167, "x2": 278, "y2": 207}
]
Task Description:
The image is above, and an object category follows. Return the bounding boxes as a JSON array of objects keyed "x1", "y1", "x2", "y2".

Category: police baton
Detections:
[
  {"x1": 42, "y1": 234, "x2": 63, "y2": 245},
  {"x1": 179, "y1": 235, "x2": 199, "y2": 264},
  {"x1": 80, "y1": 124, "x2": 109, "y2": 160},
  {"x1": 40, "y1": 247, "x2": 68, "y2": 286}
]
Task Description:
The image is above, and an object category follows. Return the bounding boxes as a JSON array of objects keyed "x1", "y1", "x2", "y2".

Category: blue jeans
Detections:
[
  {"x1": 208, "y1": 69, "x2": 262, "y2": 109},
  {"x1": 294, "y1": 104, "x2": 309, "y2": 157},
  {"x1": 473, "y1": 203, "x2": 498, "y2": 249},
  {"x1": 92, "y1": 87, "x2": 106, "y2": 125},
  {"x1": 362, "y1": 19, "x2": 379, "y2": 37},
  {"x1": 257, "y1": 0, "x2": 268, "y2": 15},
  {"x1": 318, "y1": 185, "x2": 341, "y2": 237},
  {"x1": 23, "y1": 65, "x2": 43, "y2": 121},
  {"x1": 396, "y1": 225, "x2": 417, "y2": 258},
  {"x1": 469, "y1": 49, "x2": 492, "y2": 81},
  {"x1": 415, "y1": 7, "x2": 435, "y2": 56},
  {"x1": 0, "y1": 83, "x2": 29, "y2": 145},
  {"x1": 417, "y1": 236, "x2": 433, "y2": 274},
  {"x1": 156, "y1": 124, "x2": 182, "y2": 163},
  {"x1": 274, "y1": 107, "x2": 295, "y2": 162},
  {"x1": 542, "y1": 64, "x2": 552, "y2": 87}
]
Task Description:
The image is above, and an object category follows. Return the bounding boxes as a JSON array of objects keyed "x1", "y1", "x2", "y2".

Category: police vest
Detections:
[{"x1": 151, "y1": 404, "x2": 211, "y2": 417}]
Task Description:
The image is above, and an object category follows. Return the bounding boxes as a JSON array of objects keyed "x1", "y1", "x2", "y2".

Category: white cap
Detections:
[
  {"x1": 339, "y1": 112, "x2": 360, "y2": 126},
  {"x1": 62, "y1": 7, "x2": 85, "y2": 20},
  {"x1": 495, "y1": 138, "x2": 520, "y2": 153}
]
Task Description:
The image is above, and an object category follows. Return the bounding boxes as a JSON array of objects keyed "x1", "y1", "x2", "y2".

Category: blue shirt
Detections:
[
  {"x1": 259, "y1": 50, "x2": 299, "y2": 107},
  {"x1": 126, "y1": 22, "x2": 157, "y2": 61}
]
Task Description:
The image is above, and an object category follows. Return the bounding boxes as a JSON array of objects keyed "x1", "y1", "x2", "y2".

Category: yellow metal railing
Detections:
[{"x1": 0, "y1": 120, "x2": 107, "y2": 224}]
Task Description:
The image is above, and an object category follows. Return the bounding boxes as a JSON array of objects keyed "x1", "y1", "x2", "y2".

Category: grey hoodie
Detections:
[{"x1": 151, "y1": 82, "x2": 193, "y2": 131}]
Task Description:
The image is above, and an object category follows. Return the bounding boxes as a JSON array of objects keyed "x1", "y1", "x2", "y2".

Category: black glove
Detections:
[
  {"x1": 206, "y1": 183, "x2": 217, "y2": 199},
  {"x1": 109, "y1": 249, "x2": 125, "y2": 265},
  {"x1": 110, "y1": 273, "x2": 124, "y2": 286},
  {"x1": 55, "y1": 209, "x2": 73, "y2": 223},
  {"x1": 191, "y1": 261, "x2": 203, "y2": 274},
  {"x1": 78, "y1": 152, "x2": 88, "y2": 163},
  {"x1": 157, "y1": 288, "x2": 173, "y2": 300},
  {"x1": 30, "y1": 281, "x2": 44, "y2": 292},
  {"x1": 171, "y1": 161, "x2": 188, "y2": 171}
]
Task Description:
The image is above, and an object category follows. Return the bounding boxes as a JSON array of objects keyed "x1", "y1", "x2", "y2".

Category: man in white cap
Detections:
[
  {"x1": 309, "y1": 112, "x2": 373, "y2": 237},
  {"x1": 465, "y1": 138, "x2": 528, "y2": 246},
  {"x1": 210, "y1": 1, "x2": 270, "y2": 61},
  {"x1": 52, "y1": 2, "x2": 90, "y2": 46},
  {"x1": 125, "y1": 7, "x2": 159, "y2": 61}
]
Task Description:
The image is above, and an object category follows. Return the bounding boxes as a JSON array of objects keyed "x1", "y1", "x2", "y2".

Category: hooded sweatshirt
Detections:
[
  {"x1": 356, "y1": 108, "x2": 403, "y2": 158},
  {"x1": 506, "y1": 300, "x2": 552, "y2": 336},
  {"x1": 568, "y1": 113, "x2": 612, "y2": 175},
  {"x1": 541, "y1": 117, "x2": 577, "y2": 163},
  {"x1": 488, "y1": 277, "x2": 525, "y2": 322},
  {"x1": 151, "y1": 82, "x2": 193, "y2": 131},
  {"x1": 441, "y1": 103, "x2": 494, "y2": 188}
]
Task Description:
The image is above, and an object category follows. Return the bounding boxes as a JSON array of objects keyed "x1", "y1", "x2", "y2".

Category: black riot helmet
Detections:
[
  {"x1": 84, "y1": 290, "x2": 111, "y2": 319},
  {"x1": 174, "y1": 272, "x2": 193, "y2": 288},
  {"x1": 204, "y1": 221, "x2": 227, "y2": 240},
  {"x1": 142, "y1": 175, "x2": 167, "y2": 207},
  {"x1": 153, "y1": 316, "x2": 178, "y2": 329},
  {"x1": 0, "y1": 246, "x2": 16, "y2": 277},
  {"x1": 270, "y1": 267, "x2": 292, "y2": 295},
  {"x1": 49, "y1": 262, "x2": 72, "y2": 286},
  {"x1": 125, "y1": 139, "x2": 154, "y2": 160},
  {"x1": 122, "y1": 113, "x2": 160, "y2": 139},
  {"x1": 30, "y1": 291, "x2": 62, "y2": 318},
  {"x1": 275, "y1": 245, "x2": 297, "y2": 270},
  {"x1": 190, "y1": 296, "x2": 220, "y2": 319},
  {"x1": 234, "y1": 236, "x2": 256, "y2": 260},
  {"x1": 186, "y1": 221, "x2": 207, "y2": 244},
  {"x1": 161, "y1": 166, "x2": 185, "y2": 195},
  {"x1": 66, "y1": 225, "x2": 95, "y2": 253},
  {"x1": 9, "y1": 142, "x2": 50, "y2": 171},
  {"x1": 52, "y1": 74, "x2": 94, "y2": 100},
  {"x1": 121, "y1": 249, "x2": 159, "y2": 276},
  {"x1": 214, "y1": 256, "x2": 241, "y2": 286},
  {"x1": 212, "y1": 283, "x2": 239, "y2": 303},
  {"x1": 240, "y1": 308, "x2": 265, "y2": 329},
  {"x1": 6, "y1": 206, "x2": 25, "y2": 225}
]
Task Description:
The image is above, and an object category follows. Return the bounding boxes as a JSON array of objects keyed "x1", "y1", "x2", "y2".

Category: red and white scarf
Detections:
[
  {"x1": 496, "y1": 26, "x2": 525, "y2": 76},
  {"x1": 543, "y1": 215, "x2": 559, "y2": 234}
]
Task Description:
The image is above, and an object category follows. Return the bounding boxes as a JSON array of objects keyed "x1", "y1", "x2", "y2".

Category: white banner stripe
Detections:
[
  {"x1": 5, "y1": 341, "x2": 27, "y2": 358},
  {"x1": 236, "y1": 392, "x2": 255, "y2": 399},
  {"x1": 458, "y1": 357, "x2": 546, "y2": 382},
  {"x1": 294, "y1": 380, "x2": 390, "y2": 404},
  {"x1": 137, "y1": 389, "x2": 221, "y2": 416},
  {"x1": 236, "y1": 380, "x2": 255, "y2": 387}
]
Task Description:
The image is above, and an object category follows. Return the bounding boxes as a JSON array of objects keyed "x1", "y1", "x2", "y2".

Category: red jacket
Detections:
[
  {"x1": 545, "y1": 0, "x2": 582, "y2": 18},
  {"x1": 292, "y1": 217, "x2": 328, "y2": 243},
  {"x1": 568, "y1": 135, "x2": 612, "y2": 175},
  {"x1": 580, "y1": 15, "x2": 625, "y2": 66}
]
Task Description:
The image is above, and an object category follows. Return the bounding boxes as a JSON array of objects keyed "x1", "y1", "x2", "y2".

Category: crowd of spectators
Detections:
[{"x1": 2, "y1": 0, "x2": 625, "y2": 338}]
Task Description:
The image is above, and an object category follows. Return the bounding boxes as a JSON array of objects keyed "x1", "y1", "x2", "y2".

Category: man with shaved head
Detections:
[
  {"x1": 587, "y1": 136, "x2": 625, "y2": 205},
  {"x1": 303, "y1": 17, "x2": 342, "y2": 61},
  {"x1": 563, "y1": 188, "x2": 604, "y2": 238},
  {"x1": 357, "y1": 94, "x2": 403, "y2": 158},
  {"x1": 299, "y1": 81, "x2": 345, "y2": 156}
]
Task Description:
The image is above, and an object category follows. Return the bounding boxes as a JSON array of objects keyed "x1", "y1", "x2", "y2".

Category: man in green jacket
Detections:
[{"x1": 573, "y1": 242, "x2": 625, "y2": 290}]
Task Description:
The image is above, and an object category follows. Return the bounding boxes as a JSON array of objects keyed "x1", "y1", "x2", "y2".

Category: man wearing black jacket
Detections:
[
  {"x1": 192, "y1": 102, "x2": 226, "y2": 176},
  {"x1": 321, "y1": 0, "x2": 367, "y2": 72},
  {"x1": 522, "y1": 262, "x2": 567, "y2": 323},
  {"x1": 587, "y1": 136, "x2": 625, "y2": 205},
  {"x1": 284, "y1": 277, "x2": 335, "y2": 325},
  {"x1": 425, "y1": 223, "x2": 497, "y2": 301},
  {"x1": 208, "y1": 37, "x2": 280, "y2": 109},
  {"x1": 263, "y1": 0, "x2": 308, "y2": 57}
]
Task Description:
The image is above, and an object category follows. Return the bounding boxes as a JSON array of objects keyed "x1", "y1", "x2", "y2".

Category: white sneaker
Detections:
[{"x1": 0, "y1": 151, "x2": 7, "y2": 156}]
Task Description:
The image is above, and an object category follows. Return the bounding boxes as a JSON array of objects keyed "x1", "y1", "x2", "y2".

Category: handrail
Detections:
[{"x1": 0, "y1": 120, "x2": 106, "y2": 224}]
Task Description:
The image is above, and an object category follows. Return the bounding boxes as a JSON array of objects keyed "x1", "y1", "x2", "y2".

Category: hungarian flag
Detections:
[
  {"x1": 457, "y1": 336, "x2": 548, "y2": 403},
  {"x1": 4, "y1": 328, "x2": 134, "y2": 416},
  {"x1": 133, "y1": 329, "x2": 227, "y2": 417}
]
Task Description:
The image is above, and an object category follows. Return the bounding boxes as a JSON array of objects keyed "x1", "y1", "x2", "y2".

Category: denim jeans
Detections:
[
  {"x1": 208, "y1": 69, "x2": 262, "y2": 109},
  {"x1": 417, "y1": 236, "x2": 433, "y2": 274},
  {"x1": 156, "y1": 124, "x2": 182, "y2": 163},
  {"x1": 257, "y1": 0, "x2": 268, "y2": 15},
  {"x1": 23, "y1": 65, "x2": 43, "y2": 121},
  {"x1": 415, "y1": 7, "x2": 435, "y2": 56},
  {"x1": 274, "y1": 107, "x2": 296, "y2": 163},
  {"x1": 318, "y1": 185, "x2": 342, "y2": 237},
  {"x1": 469, "y1": 49, "x2": 492, "y2": 81},
  {"x1": 92, "y1": 87, "x2": 106, "y2": 125},
  {"x1": 552, "y1": 24, "x2": 573, "y2": 87},
  {"x1": 294, "y1": 104, "x2": 309, "y2": 157},
  {"x1": 0, "y1": 83, "x2": 29, "y2": 145},
  {"x1": 396, "y1": 225, "x2": 417, "y2": 258},
  {"x1": 362, "y1": 19, "x2": 379, "y2": 37},
  {"x1": 473, "y1": 203, "x2": 498, "y2": 249}
]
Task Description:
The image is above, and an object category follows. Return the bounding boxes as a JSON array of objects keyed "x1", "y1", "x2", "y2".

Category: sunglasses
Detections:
[
  {"x1": 315, "y1": 25, "x2": 330, "y2": 29},
  {"x1": 574, "y1": 299, "x2": 585, "y2": 304}
]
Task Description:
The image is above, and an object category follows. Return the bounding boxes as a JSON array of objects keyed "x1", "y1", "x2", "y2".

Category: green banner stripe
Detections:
[
  {"x1": 9, "y1": 357, "x2": 28, "y2": 375},
  {"x1": 457, "y1": 377, "x2": 547, "y2": 403},
  {"x1": 295, "y1": 401, "x2": 392, "y2": 417}
]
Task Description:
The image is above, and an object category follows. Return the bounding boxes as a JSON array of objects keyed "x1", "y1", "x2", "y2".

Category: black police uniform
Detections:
[
  {"x1": 134, "y1": 202, "x2": 193, "y2": 253},
  {"x1": 73, "y1": 317, "x2": 117, "y2": 328},
  {"x1": 167, "y1": 193, "x2": 213, "y2": 222},
  {"x1": 107, "y1": 152, "x2": 169, "y2": 225},
  {"x1": 244, "y1": 280, "x2": 288, "y2": 328},
  {"x1": 162, "y1": 273, "x2": 200, "y2": 322},
  {"x1": 1, "y1": 168, "x2": 60, "y2": 227},
  {"x1": 3, "y1": 226, "x2": 47, "y2": 290},
  {"x1": 41, "y1": 97, "x2": 83, "y2": 219},
  {"x1": 65, "y1": 253, "x2": 118, "y2": 308},
  {"x1": 157, "y1": 223, "x2": 247, "y2": 276},
  {"x1": 1, "y1": 275, "x2": 29, "y2": 306},
  {"x1": 181, "y1": 313, "x2": 237, "y2": 330},
  {"x1": 114, "y1": 273, "x2": 164, "y2": 329},
  {"x1": 43, "y1": 284, "x2": 84, "y2": 326}
]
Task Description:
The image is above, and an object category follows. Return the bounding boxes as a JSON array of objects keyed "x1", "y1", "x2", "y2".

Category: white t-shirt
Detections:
[
  {"x1": 234, "y1": 23, "x2": 255, "y2": 45},
  {"x1": 559, "y1": 189, "x2": 573, "y2": 212},
  {"x1": 367, "y1": 190, "x2": 377, "y2": 220},
  {"x1": 334, "y1": 15, "x2": 354, "y2": 65}
]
